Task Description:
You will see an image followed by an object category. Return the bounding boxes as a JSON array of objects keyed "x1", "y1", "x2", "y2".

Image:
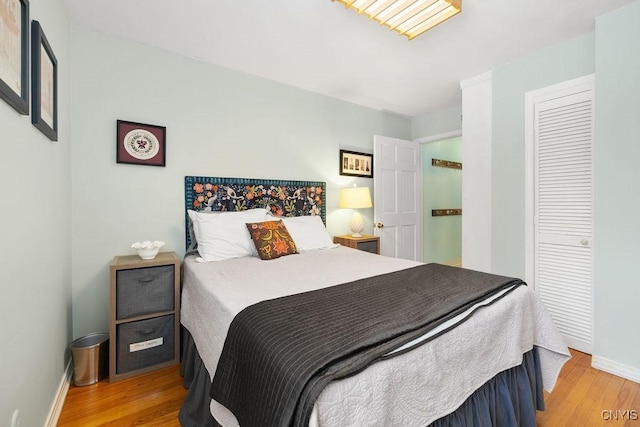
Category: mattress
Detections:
[{"x1": 180, "y1": 246, "x2": 570, "y2": 426}]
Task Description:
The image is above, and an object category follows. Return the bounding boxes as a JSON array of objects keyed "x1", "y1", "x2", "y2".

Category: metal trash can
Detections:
[{"x1": 70, "y1": 333, "x2": 109, "y2": 386}]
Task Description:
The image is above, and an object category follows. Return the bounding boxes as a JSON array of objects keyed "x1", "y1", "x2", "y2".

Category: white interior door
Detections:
[
  {"x1": 373, "y1": 135, "x2": 422, "y2": 261},
  {"x1": 526, "y1": 75, "x2": 594, "y2": 354}
]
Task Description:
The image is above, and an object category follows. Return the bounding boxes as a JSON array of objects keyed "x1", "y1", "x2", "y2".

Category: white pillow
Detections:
[
  {"x1": 187, "y1": 209, "x2": 268, "y2": 261},
  {"x1": 278, "y1": 215, "x2": 337, "y2": 252}
]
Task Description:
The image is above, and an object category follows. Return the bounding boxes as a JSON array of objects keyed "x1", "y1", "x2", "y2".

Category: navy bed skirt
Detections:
[{"x1": 178, "y1": 328, "x2": 545, "y2": 427}]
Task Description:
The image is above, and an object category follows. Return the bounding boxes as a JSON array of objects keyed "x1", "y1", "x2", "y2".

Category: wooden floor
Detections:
[
  {"x1": 58, "y1": 366, "x2": 185, "y2": 426},
  {"x1": 57, "y1": 349, "x2": 640, "y2": 426},
  {"x1": 536, "y1": 349, "x2": 640, "y2": 427}
]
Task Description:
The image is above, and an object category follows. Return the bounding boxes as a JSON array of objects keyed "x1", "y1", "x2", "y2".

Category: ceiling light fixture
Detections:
[{"x1": 331, "y1": 0, "x2": 461, "y2": 40}]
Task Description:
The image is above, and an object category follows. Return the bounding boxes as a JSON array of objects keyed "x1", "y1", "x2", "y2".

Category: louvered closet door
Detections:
[{"x1": 534, "y1": 87, "x2": 594, "y2": 354}]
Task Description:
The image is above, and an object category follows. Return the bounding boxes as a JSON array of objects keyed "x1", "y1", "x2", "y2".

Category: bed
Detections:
[{"x1": 178, "y1": 176, "x2": 571, "y2": 427}]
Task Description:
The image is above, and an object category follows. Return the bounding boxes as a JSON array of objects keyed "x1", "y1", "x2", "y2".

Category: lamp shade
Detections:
[{"x1": 339, "y1": 187, "x2": 372, "y2": 209}]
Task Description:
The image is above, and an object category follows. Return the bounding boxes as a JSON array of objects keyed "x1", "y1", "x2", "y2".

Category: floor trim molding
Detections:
[
  {"x1": 592, "y1": 354, "x2": 640, "y2": 384},
  {"x1": 46, "y1": 359, "x2": 72, "y2": 427}
]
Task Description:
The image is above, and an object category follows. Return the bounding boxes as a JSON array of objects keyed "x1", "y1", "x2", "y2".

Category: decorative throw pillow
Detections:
[{"x1": 246, "y1": 220, "x2": 298, "y2": 260}]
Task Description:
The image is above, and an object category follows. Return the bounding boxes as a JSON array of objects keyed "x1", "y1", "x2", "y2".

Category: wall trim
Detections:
[
  {"x1": 46, "y1": 359, "x2": 72, "y2": 427},
  {"x1": 460, "y1": 70, "x2": 492, "y2": 272},
  {"x1": 460, "y1": 70, "x2": 493, "y2": 89},
  {"x1": 414, "y1": 129, "x2": 462, "y2": 144},
  {"x1": 592, "y1": 355, "x2": 640, "y2": 384}
]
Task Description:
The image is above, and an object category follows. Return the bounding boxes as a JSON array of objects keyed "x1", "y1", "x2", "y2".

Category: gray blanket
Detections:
[{"x1": 210, "y1": 263, "x2": 524, "y2": 427}]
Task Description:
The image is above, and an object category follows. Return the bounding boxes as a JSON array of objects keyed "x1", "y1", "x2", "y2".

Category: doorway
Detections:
[{"x1": 421, "y1": 136, "x2": 462, "y2": 265}]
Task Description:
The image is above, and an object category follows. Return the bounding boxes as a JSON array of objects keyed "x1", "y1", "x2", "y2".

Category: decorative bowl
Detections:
[{"x1": 131, "y1": 241, "x2": 165, "y2": 259}]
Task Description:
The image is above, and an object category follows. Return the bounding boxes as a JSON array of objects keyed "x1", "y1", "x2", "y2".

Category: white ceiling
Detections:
[{"x1": 62, "y1": 0, "x2": 632, "y2": 117}]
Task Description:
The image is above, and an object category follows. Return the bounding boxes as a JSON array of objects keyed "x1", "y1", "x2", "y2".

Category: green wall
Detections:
[
  {"x1": 594, "y1": 1, "x2": 640, "y2": 370},
  {"x1": 491, "y1": 2, "x2": 640, "y2": 372},
  {"x1": 491, "y1": 33, "x2": 596, "y2": 277},
  {"x1": 412, "y1": 105, "x2": 463, "y2": 265},
  {"x1": 412, "y1": 104, "x2": 462, "y2": 140},
  {"x1": 70, "y1": 27, "x2": 411, "y2": 338},
  {"x1": 1, "y1": 4, "x2": 637, "y2": 422},
  {"x1": 422, "y1": 138, "x2": 463, "y2": 264},
  {"x1": 0, "y1": 1, "x2": 71, "y2": 426}
]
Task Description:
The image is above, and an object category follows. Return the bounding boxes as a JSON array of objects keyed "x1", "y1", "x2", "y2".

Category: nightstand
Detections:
[
  {"x1": 109, "y1": 251, "x2": 180, "y2": 381},
  {"x1": 333, "y1": 235, "x2": 380, "y2": 255}
]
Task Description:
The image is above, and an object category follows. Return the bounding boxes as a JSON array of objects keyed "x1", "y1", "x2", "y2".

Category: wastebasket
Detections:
[{"x1": 70, "y1": 332, "x2": 109, "y2": 386}]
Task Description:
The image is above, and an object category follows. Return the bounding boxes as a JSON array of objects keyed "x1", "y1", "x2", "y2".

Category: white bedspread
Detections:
[{"x1": 180, "y1": 246, "x2": 570, "y2": 427}]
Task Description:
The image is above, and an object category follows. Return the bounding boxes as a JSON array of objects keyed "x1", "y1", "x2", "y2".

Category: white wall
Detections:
[
  {"x1": 0, "y1": 1, "x2": 71, "y2": 426},
  {"x1": 460, "y1": 72, "x2": 493, "y2": 272},
  {"x1": 69, "y1": 27, "x2": 411, "y2": 338}
]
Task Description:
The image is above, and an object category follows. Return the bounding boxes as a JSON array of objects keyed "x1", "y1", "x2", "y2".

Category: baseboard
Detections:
[
  {"x1": 46, "y1": 359, "x2": 73, "y2": 427},
  {"x1": 592, "y1": 354, "x2": 640, "y2": 384}
]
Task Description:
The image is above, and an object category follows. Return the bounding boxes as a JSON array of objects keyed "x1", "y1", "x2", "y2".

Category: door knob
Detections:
[
  {"x1": 580, "y1": 239, "x2": 588, "y2": 245},
  {"x1": 375, "y1": 223, "x2": 384, "y2": 228}
]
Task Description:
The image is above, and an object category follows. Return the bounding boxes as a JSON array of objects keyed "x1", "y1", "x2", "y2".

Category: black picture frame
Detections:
[
  {"x1": 0, "y1": 0, "x2": 29, "y2": 114},
  {"x1": 31, "y1": 20, "x2": 58, "y2": 141},
  {"x1": 339, "y1": 149, "x2": 373, "y2": 178},
  {"x1": 116, "y1": 120, "x2": 167, "y2": 167}
]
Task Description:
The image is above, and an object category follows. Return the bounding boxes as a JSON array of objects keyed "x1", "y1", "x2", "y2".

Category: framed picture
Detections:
[
  {"x1": 339, "y1": 149, "x2": 373, "y2": 178},
  {"x1": 0, "y1": 0, "x2": 29, "y2": 114},
  {"x1": 116, "y1": 120, "x2": 166, "y2": 167},
  {"x1": 31, "y1": 20, "x2": 57, "y2": 141}
]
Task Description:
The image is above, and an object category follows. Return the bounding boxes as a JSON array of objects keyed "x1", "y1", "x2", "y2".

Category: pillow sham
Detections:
[
  {"x1": 187, "y1": 209, "x2": 268, "y2": 261},
  {"x1": 276, "y1": 215, "x2": 337, "y2": 252},
  {"x1": 187, "y1": 210, "x2": 217, "y2": 253},
  {"x1": 246, "y1": 220, "x2": 298, "y2": 260}
]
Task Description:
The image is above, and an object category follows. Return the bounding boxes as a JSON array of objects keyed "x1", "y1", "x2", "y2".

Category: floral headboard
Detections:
[{"x1": 184, "y1": 176, "x2": 326, "y2": 250}]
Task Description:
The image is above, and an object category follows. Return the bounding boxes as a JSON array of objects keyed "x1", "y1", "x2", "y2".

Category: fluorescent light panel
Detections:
[{"x1": 332, "y1": 0, "x2": 461, "y2": 40}]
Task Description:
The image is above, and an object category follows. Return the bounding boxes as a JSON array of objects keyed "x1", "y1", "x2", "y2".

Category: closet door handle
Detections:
[{"x1": 375, "y1": 223, "x2": 384, "y2": 228}]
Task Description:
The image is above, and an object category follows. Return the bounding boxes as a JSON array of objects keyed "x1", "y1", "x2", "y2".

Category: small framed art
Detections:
[
  {"x1": 339, "y1": 149, "x2": 373, "y2": 178},
  {"x1": 0, "y1": 0, "x2": 29, "y2": 114},
  {"x1": 31, "y1": 20, "x2": 57, "y2": 141},
  {"x1": 116, "y1": 120, "x2": 166, "y2": 167}
]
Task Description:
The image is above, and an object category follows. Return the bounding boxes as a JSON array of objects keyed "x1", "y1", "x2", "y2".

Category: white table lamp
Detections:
[{"x1": 339, "y1": 187, "x2": 372, "y2": 237}]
